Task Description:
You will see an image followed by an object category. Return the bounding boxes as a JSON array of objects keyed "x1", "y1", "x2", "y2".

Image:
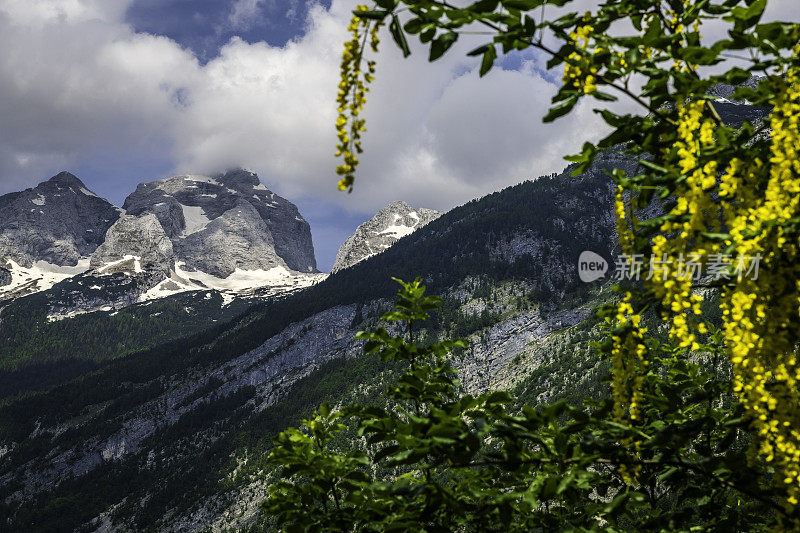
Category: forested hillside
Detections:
[{"x1": 0, "y1": 152, "x2": 623, "y2": 531}]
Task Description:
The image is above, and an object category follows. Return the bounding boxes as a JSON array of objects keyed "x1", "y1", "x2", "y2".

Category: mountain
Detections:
[
  {"x1": 0, "y1": 151, "x2": 628, "y2": 531},
  {"x1": 0, "y1": 169, "x2": 327, "y2": 320},
  {"x1": 0, "y1": 172, "x2": 120, "y2": 297},
  {"x1": 332, "y1": 200, "x2": 441, "y2": 272},
  {"x1": 90, "y1": 213, "x2": 175, "y2": 275},
  {"x1": 0, "y1": 171, "x2": 120, "y2": 268},
  {"x1": 122, "y1": 169, "x2": 316, "y2": 276},
  {"x1": 0, "y1": 89, "x2": 773, "y2": 532}
]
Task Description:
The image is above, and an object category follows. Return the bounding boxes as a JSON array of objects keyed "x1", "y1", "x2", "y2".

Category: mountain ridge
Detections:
[
  {"x1": 0, "y1": 152, "x2": 623, "y2": 531},
  {"x1": 0, "y1": 168, "x2": 325, "y2": 313},
  {"x1": 332, "y1": 200, "x2": 441, "y2": 273}
]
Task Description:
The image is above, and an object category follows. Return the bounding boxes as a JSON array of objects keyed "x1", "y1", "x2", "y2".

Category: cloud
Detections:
[
  {"x1": 168, "y1": 0, "x2": 623, "y2": 213},
  {"x1": 0, "y1": 0, "x2": 199, "y2": 196},
  {"x1": 228, "y1": 0, "x2": 264, "y2": 30},
  {"x1": 1, "y1": 0, "x2": 799, "y2": 220},
  {"x1": 0, "y1": 0, "x2": 132, "y2": 26}
]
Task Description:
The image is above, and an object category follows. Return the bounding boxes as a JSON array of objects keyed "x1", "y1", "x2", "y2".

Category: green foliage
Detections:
[
  {"x1": 264, "y1": 279, "x2": 782, "y2": 531},
  {"x1": 0, "y1": 288, "x2": 249, "y2": 397}
]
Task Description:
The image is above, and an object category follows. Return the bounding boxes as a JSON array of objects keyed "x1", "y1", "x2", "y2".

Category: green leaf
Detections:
[
  {"x1": 480, "y1": 45, "x2": 497, "y2": 77},
  {"x1": 639, "y1": 160, "x2": 669, "y2": 174},
  {"x1": 466, "y1": 43, "x2": 491, "y2": 57},
  {"x1": 389, "y1": 14, "x2": 411, "y2": 58},
  {"x1": 429, "y1": 32, "x2": 458, "y2": 62},
  {"x1": 354, "y1": 9, "x2": 389, "y2": 21},
  {"x1": 543, "y1": 94, "x2": 578, "y2": 123},
  {"x1": 403, "y1": 18, "x2": 425, "y2": 34},
  {"x1": 727, "y1": 0, "x2": 767, "y2": 28},
  {"x1": 373, "y1": 444, "x2": 399, "y2": 463},
  {"x1": 701, "y1": 232, "x2": 730, "y2": 241},
  {"x1": 592, "y1": 91, "x2": 617, "y2": 102},
  {"x1": 503, "y1": 0, "x2": 545, "y2": 8},
  {"x1": 467, "y1": 0, "x2": 500, "y2": 12}
]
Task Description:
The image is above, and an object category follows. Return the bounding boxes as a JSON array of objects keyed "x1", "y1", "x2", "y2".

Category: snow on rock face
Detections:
[
  {"x1": 0, "y1": 258, "x2": 92, "y2": 300},
  {"x1": 180, "y1": 205, "x2": 211, "y2": 236},
  {"x1": 332, "y1": 201, "x2": 441, "y2": 273},
  {"x1": 0, "y1": 171, "x2": 120, "y2": 268},
  {"x1": 137, "y1": 262, "x2": 327, "y2": 303}
]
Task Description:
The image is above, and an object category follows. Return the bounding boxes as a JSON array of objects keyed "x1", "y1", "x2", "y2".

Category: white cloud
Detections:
[
  {"x1": 0, "y1": 0, "x2": 199, "y2": 192},
  {"x1": 1, "y1": 0, "x2": 799, "y2": 217},
  {"x1": 228, "y1": 0, "x2": 264, "y2": 30},
  {"x1": 0, "y1": 0, "x2": 132, "y2": 26},
  {"x1": 169, "y1": 0, "x2": 620, "y2": 213}
]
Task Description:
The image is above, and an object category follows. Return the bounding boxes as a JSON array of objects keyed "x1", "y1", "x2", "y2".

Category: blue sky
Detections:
[{"x1": 126, "y1": 0, "x2": 332, "y2": 62}]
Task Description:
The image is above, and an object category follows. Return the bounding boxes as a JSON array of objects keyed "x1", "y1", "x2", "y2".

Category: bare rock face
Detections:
[
  {"x1": 332, "y1": 201, "x2": 441, "y2": 273},
  {"x1": 0, "y1": 265, "x2": 10, "y2": 287},
  {"x1": 122, "y1": 168, "x2": 317, "y2": 276},
  {"x1": 90, "y1": 214, "x2": 174, "y2": 274},
  {"x1": 176, "y1": 201, "x2": 288, "y2": 278},
  {"x1": 0, "y1": 172, "x2": 120, "y2": 267}
]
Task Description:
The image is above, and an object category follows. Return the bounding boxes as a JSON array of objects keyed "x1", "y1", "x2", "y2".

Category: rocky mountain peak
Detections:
[
  {"x1": 120, "y1": 168, "x2": 317, "y2": 277},
  {"x1": 0, "y1": 172, "x2": 120, "y2": 268},
  {"x1": 331, "y1": 201, "x2": 441, "y2": 273},
  {"x1": 90, "y1": 214, "x2": 174, "y2": 276},
  {"x1": 47, "y1": 171, "x2": 86, "y2": 188},
  {"x1": 214, "y1": 168, "x2": 260, "y2": 189}
]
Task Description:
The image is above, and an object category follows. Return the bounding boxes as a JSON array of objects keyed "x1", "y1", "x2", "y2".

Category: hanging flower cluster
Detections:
[
  {"x1": 335, "y1": 6, "x2": 381, "y2": 192},
  {"x1": 647, "y1": 101, "x2": 721, "y2": 350},
  {"x1": 608, "y1": 292, "x2": 648, "y2": 422},
  {"x1": 605, "y1": 288, "x2": 647, "y2": 483},
  {"x1": 717, "y1": 67, "x2": 800, "y2": 516},
  {"x1": 608, "y1": 187, "x2": 646, "y2": 478},
  {"x1": 611, "y1": 71, "x2": 800, "y2": 515},
  {"x1": 562, "y1": 13, "x2": 597, "y2": 94}
]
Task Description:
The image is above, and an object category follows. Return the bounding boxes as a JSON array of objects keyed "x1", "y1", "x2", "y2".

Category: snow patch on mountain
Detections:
[
  {"x1": 138, "y1": 262, "x2": 327, "y2": 304},
  {"x1": 180, "y1": 205, "x2": 211, "y2": 235},
  {"x1": 96, "y1": 255, "x2": 144, "y2": 275},
  {"x1": 0, "y1": 258, "x2": 91, "y2": 300},
  {"x1": 1, "y1": 169, "x2": 323, "y2": 314},
  {"x1": 378, "y1": 215, "x2": 417, "y2": 238}
]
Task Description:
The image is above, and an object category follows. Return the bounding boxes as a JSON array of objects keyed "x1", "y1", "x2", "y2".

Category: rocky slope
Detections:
[
  {"x1": 0, "y1": 149, "x2": 630, "y2": 531},
  {"x1": 332, "y1": 201, "x2": 441, "y2": 273},
  {"x1": 90, "y1": 214, "x2": 175, "y2": 275}
]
